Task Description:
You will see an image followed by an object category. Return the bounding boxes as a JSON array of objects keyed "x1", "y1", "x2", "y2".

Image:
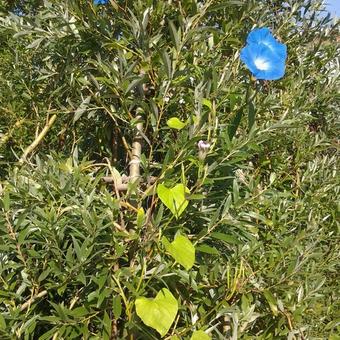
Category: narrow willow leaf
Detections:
[
  {"x1": 136, "y1": 207, "x2": 145, "y2": 228},
  {"x1": 27, "y1": 37, "x2": 44, "y2": 49},
  {"x1": 125, "y1": 76, "x2": 145, "y2": 95},
  {"x1": 103, "y1": 311, "x2": 111, "y2": 339},
  {"x1": 196, "y1": 244, "x2": 220, "y2": 255},
  {"x1": 73, "y1": 95, "x2": 91, "y2": 123},
  {"x1": 228, "y1": 109, "x2": 243, "y2": 139},
  {"x1": 112, "y1": 295, "x2": 122, "y2": 319},
  {"x1": 210, "y1": 232, "x2": 241, "y2": 245},
  {"x1": 248, "y1": 100, "x2": 256, "y2": 130},
  {"x1": 263, "y1": 290, "x2": 278, "y2": 316},
  {"x1": 232, "y1": 179, "x2": 239, "y2": 204},
  {"x1": 2, "y1": 191, "x2": 10, "y2": 211},
  {"x1": 161, "y1": 50, "x2": 172, "y2": 78},
  {"x1": 168, "y1": 20, "x2": 181, "y2": 51},
  {"x1": 0, "y1": 313, "x2": 5, "y2": 330}
]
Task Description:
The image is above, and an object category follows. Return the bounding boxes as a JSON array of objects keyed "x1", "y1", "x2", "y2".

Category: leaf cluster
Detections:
[{"x1": 0, "y1": 0, "x2": 339, "y2": 339}]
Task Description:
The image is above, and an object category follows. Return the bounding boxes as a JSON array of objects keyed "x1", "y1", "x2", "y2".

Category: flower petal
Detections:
[
  {"x1": 246, "y1": 27, "x2": 287, "y2": 60},
  {"x1": 240, "y1": 44, "x2": 286, "y2": 80},
  {"x1": 94, "y1": 0, "x2": 108, "y2": 4},
  {"x1": 246, "y1": 27, "x2": 272, "y2": 44}
]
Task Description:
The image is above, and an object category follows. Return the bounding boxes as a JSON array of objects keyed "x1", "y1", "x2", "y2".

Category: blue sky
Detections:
[{"x1": 325, "y1": 0, "x2": 340, "y2": 16}]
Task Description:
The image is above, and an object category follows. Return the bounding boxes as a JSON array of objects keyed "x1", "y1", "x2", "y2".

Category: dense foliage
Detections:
[{"x1": 0, "y1": 0, "x2": 339, "y2": 339}]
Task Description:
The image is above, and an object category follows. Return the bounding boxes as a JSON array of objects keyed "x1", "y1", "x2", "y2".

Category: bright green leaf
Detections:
[
  {"x1": 202, "y1": 98, "x2": 212, "y2": 110},
  {"x1": 157, "y1": 183, "x2": 189, "y2": 218},
  {"x1": 167, "y1": 117, "x2": 187, "y2": 130},
  {"x1": 135, "y1": 288, "x2": 178, "y2": 337},
  {"x1": 171, "y1": 184, "x2": 190, "y2": 217},
  {"x1": 162, "y1": 234, "x2": 195, "y2": 270},
  {"x1": 191, "y1": 330, "x2": 211, "y2": 340}
]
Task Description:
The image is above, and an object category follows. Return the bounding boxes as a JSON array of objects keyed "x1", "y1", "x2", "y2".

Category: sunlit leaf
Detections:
[
  {"x1": 167, "y1": 117, "x2": 187, "y2": 130},
  {"x1": 191, "y1": 330, "x2": 211, "y2": 340},
  {"x1": 135, "y1": 288, "x2": 178, "y2": 337},
  {"x1": 162, "y1": 234, "x2": 195, "y2": 270},
  {"x1": 157, "y1": 183, "x2": 190, "y2": 218}
]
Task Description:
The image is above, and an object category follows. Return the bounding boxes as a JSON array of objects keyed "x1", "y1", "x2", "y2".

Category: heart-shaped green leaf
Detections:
[
  {"x1": 191, "y1": 330, "x2": 211, "y2": 340},
  {"x1": 162, "y1": 234, "x2": 195, "y2": 270},
  {"x1": 167, "y1": 117, "x2": 187, "y2": 130},
  {"x1": 157, "y1": 183, "x2": 189, "y2": 218},
  {"x1": 135, "y1": 288, "x2": 178, "y2": 337}
]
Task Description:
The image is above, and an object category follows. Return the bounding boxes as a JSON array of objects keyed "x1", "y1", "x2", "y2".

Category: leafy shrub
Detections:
[{"x1": 0, "y1": 0, "x2": 339, "y2": 339}]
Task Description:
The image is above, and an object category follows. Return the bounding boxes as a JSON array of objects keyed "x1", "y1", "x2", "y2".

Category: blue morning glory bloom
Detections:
[
  {"x1": 240, "y1": 27, "x2": 287, "y2": 80},
  {"x1": 246, "y1": 28, "x2": 287, "y2": 60},
  {"x1": 94, "y1": 0, "x2": 108, "y2": 4}
]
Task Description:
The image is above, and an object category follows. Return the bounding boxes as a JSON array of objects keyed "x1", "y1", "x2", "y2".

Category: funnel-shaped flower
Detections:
[
  {"x1": 240, "y1": 27, "x2": 287, "y2": 80},
  {"x1": 246, "y1": 28, "x2": 287, "y2": 60}
]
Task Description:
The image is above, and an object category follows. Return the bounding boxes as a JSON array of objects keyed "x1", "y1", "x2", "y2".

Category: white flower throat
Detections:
[{"x1": 254, "y1": 58, "x2": 270, "y2": 70}]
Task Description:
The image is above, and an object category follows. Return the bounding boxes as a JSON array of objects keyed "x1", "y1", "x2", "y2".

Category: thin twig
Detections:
[
  {"x1": 102, "y1": 175, "x2": 156, "y2": 192},
  {"x1": 0, "y1": 119, "x2": 25, "y2": 147},
  {"x1": 20, "y1": 290, "x2": 47, "y2": 311},
  {"x1": 19, "y1": 114, "x2": 57, "y2": 164}
]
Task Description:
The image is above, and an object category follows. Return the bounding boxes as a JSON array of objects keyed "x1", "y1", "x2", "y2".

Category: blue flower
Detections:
[
  {"x1": 246, "y1": 28, "x2": 287, "y2": 60},
  {"x1": 94, "y1": 0, "x2": 108, "y2": 5},
  {"x1": 240, "y1": 27, "x2": 287, "y2": 80}
]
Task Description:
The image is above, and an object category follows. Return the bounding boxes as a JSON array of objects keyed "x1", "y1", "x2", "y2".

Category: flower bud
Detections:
[{"x1": 198, "y1": 140, "x2": 211, "y2": 160}]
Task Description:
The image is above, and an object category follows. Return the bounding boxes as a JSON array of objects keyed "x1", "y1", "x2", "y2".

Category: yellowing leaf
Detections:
[{"x1": 135, "y1": 288, "x2": 178, "y2": 337}]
